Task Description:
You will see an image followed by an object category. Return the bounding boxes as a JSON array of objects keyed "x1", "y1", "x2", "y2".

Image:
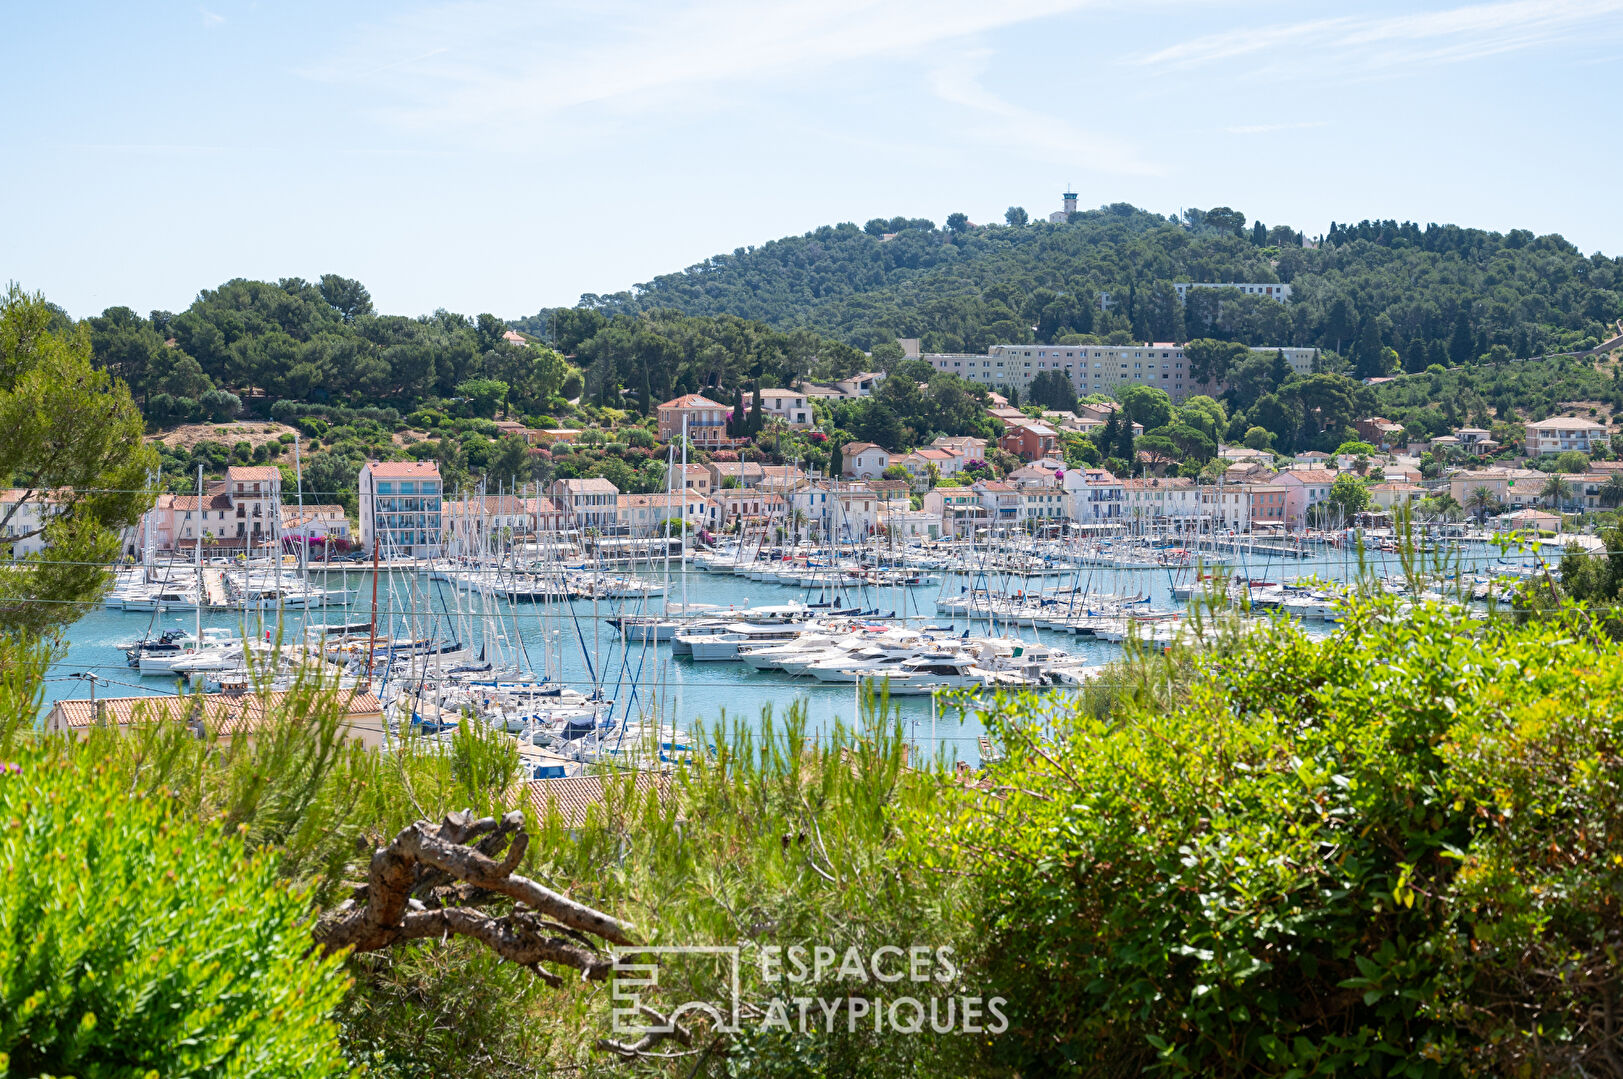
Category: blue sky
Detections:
[{"x1": 5, "y1": 0, "x2": 1623, "y2": 320}]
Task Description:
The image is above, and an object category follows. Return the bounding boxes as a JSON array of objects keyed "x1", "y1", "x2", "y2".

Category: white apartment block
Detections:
[
  {"x1": 1121, "y1": 478, "x2": 1201, "y2": 521},
  {"x1": 0, "y1": 489, "x2": 58, "y2": 559},
  {"x1": 1174, "y1": 282, "x2": 1292, "y2": 303},
  {"x1": 1524, "y1": 416, "x2": 1610, "y2": 456},
  {"x1": 360, "y1": 461, "x2": 443, "y2": 557},
  {"x1": 757, "y1": 389, "x2": 813, "y2": 426},
  {"x1": 921, "y1": 344, "x2": 1317, "y2": 403},
  {"x1": 1062, "y1": 469, "x2": 1124, "y2": 524}
]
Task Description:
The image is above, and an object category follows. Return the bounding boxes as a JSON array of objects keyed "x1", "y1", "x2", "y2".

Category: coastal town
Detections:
[{"x1": 11, "y1": 2, "x2": 1623, "y2": 1073}]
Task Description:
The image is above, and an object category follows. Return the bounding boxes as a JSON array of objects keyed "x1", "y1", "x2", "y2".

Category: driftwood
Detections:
[{"x1": 314, "y1": 808, "x2": 633, "y2": 985}]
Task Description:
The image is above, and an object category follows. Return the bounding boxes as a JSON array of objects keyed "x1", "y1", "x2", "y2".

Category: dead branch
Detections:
[{"x1": 314, "y1": 809, "x2": 635, "y2": 984}]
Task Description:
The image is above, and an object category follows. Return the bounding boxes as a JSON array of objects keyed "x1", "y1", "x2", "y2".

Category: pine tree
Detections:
[{"x1": 748, "y1": 387, "x2": 763, "y2": 435}]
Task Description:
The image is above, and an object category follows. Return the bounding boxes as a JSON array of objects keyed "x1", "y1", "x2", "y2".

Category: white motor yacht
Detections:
[
  {"x1": 858, "y1": 655, "x2": 992, "y2": 695},
  {"x1": 680, "y1": 622, "x2": 813, "y2": 662}
]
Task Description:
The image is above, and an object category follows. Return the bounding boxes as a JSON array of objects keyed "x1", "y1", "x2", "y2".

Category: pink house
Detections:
[{"x1": 1276, "y1": 469, "x2": 1338, "y2": 528}]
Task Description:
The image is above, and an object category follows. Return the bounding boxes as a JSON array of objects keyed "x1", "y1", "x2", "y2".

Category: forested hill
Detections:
[{"x1": 517, "y1": 204, "x2": 1623, "y2": 374}]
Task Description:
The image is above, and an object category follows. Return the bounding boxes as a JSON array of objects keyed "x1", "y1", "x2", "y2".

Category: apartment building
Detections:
[
  {"x1": 1249, "y1": 484, "x2": 1289, "y2": 527},
  {"x1": 1173, "y1": 282, "x2": 1292, "y2": 303},
  {"x1": 442, "y1": 494, "x2": 565, "y2": 554},
  {"x1": 703, "y1": 489, "x2": 786, "y2": 531},
  {"x1": 1524, "y1": 416, "x2": 1610, "y2": 456},
  {"x1": 0, "y1": 489, "x2": 60, "y2": 559},
  {"x1": 616, "y1": 492, "x2": 706, "y2": 536},
  {"x1": 757, "y1": 388, "x2": 813, "y2": 426},
  {"x1": 1275, "y1": 469, "x2": 1338, "y2": 528},
  {"x1": 921, "y1": 344, "x2": 1316, "y2": 402},
  {"x1": 550, "y1": 477, "x2": 620, "y2": 531},
  {"x1": 921, "y1": 487, "x2": 987, "y2": 538},
  {"x1": 656, "y1": 394, "x2": 733, "y2": 445},
  {"x1": 1062, "y1": 468, "x2": 1124, "y2": 524},
  {"x1": 359, "y1": 461, "x2": 443, "y2": 557},
  {"x1": 1121, "y1": 478, "x2": 1200, "y2": 521}
]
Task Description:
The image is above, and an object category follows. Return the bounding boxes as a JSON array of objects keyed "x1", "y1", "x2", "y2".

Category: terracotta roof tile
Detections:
[
  {"x1": 523, "y1": 771, "x2": 677, "y2": 829},
  {"x1": 48, "y1": 688, "x2": 382, "y2": 735}
]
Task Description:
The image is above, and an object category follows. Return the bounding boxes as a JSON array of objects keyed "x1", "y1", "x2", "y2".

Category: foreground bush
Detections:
[
  {"x1": 949, "y1": 596, "x2": 1623, "y2": 1076},
  {"x1": 0, "y1": 736, "x2": 350, "y2": 1077}
]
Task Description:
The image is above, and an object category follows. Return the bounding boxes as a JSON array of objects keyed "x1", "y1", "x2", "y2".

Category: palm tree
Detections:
[
  {"x1": 1464, "y1": 486, "x2": 1496, "y2": 525},
  {"x1": 1539, "y1": 474, "x2": 1572, "y2": 511},
  {"x1": 1599, "y1": 473, "x2": 1623, "y2": 510}
]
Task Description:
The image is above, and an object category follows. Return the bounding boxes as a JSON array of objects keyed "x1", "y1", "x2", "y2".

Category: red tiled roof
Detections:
[
  {"x1": 659, "y1": 394, "x2": 726, "y2": 410},
  {"x1": 523, "y1": 771, "x2": 676, "y2": 829},
  {"x1": 225, "y1": 466, "x2": 280, "y2": 481},
  {"x1": 48, "y1": 688, "x2": 382, "y2": 735},
  {"x1": 365, "y1": 461, "x2": 442, "y2": 479}
]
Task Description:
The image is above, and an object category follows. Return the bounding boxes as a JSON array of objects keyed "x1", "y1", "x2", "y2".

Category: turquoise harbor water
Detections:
[{"x1": 43, "y1": 540, "x2": 1538, "y2": 762}]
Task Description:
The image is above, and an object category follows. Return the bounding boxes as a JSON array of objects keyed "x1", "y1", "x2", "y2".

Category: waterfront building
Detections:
[
  {"x1": 1446, "y1": 468, "x2": 1546, "y2": 510},
  {"x1": 442, "y1": 494, "x2": 565, "y2": 554},
  {"x1": 1275, "y1": 469, "x2": 1338, "y2": 529},
  {"x1": 132, "y1": 465, "x2": 285, "y2": 557},
  {"x1": 703, "y1": 489, "x2": 785, "y2": 531},
  {"x1": 549, "y1": 477, "x2": 620, "y2": 531},
  {"x1": 0, "y1": 488, "x2": 61, "y2": 559},
  {"x1": 283, "y1": 504, "x2": 351, "y2": 543},
  {"x1": 920, "y1": 487, "x2": 985, "y2": 538},
  {"x1": 1249, "y1": 484, "x2": 1289, "y2": 527},
  {"x1": 1017, "y1": 481, "x2": 1068, "y2": 522},
  {"x1": 1063, "y1": 468, "x2": 1124, "y2": 524},
  {"x1": 359, "y1": 461, "x2": 443, "y2": 557},
  {"x1": 615, "y1": 492, "x2": 706, "y2": 536},
  {"x1": 973, "y1": 480, "x2": 1020, "y2": 527},
  {"x1": 1368, "y1": 483, "x2": 1424, "y2": 511},
  {"x1": 1121, "y1": 477, "x2": 1200, "y2": 522},
  {"x1": 877, "y1": 502, "x2": 938, "y2": 539}
]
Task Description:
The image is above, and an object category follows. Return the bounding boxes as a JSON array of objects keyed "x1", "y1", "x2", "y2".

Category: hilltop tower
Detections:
[{"x1": 1063, "y1": 190, "x2": 1078, "y2": 215}]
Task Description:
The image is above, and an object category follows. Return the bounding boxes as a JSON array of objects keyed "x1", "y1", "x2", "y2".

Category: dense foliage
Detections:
[
  {"x1": 942, "y1": 584, "x2": 1623, "y2": 1076},
  {"x1": 0, "y1": 650, "x2": 349, "y2": 1077},
  {"x1": 0, "y1": 287, "x2": 157, "y2": 636},
  {"x1": 513, "y1": 308, "x2": 870, "y2": 410},
  {"x1": 534, "y1": 206, "x2": 1623, "y2": 366},
  {"x1": 87, "y1": 276, "x2": 573, "y2": 426}
]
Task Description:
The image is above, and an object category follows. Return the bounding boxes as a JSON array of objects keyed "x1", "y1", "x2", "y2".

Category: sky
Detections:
[{"x1": 5, "y1": 0, "x2": 1623, "y2": 321}]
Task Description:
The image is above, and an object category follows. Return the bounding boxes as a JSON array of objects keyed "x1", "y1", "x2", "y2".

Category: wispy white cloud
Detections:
[
  {"x1": 1141, "y1": 0, "x2": 1623, "y2": 73},
  {"x1": 1224, "y1": 120, "x2": 1328, "y2": 135},
  {"x1": 310, "y1": 0, "x2": 1109, "y2": 129},
  {"x1": 199, "y1": 7, "x2": 225, "y2": 27},
  {"x1": 930, "y1": 51, "x2": 1160, "y2": 175}
]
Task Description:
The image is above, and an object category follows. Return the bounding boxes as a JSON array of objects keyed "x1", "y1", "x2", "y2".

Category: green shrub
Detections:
[
  {"x1": 0, "y1": 741, "x2": 349, "y2": 1077},
  {"x1": 951, "y1": 594, "x2": 1623, "y2": 1076}
]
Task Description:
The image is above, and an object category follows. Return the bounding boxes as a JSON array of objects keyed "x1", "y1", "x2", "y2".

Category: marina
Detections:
[{"x1": 45, "y1": 523, "x2": 1555, "y2": 768}]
